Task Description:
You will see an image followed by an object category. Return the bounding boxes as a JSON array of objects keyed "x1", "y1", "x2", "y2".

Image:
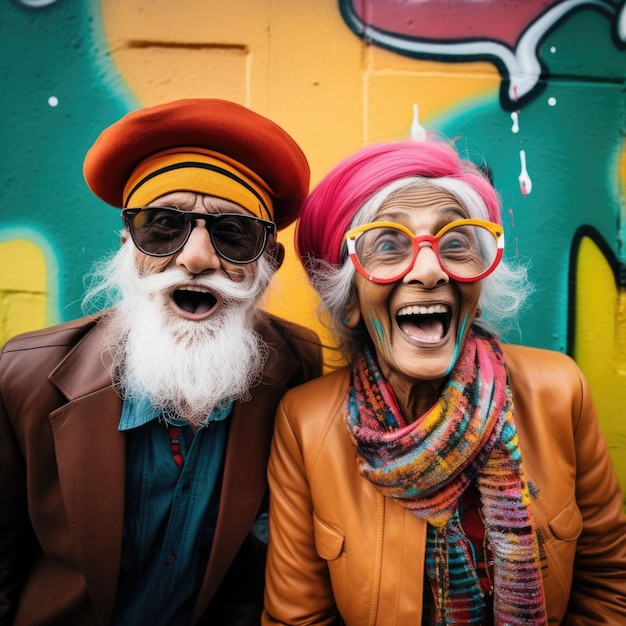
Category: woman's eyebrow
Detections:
[{"x1": 377, "y1": 207, "x2": 467, "y2": 222}]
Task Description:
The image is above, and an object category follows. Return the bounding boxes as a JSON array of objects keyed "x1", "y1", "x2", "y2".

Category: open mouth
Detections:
[
  {"x1": 396, "y1": 303, "x2": 452, "y2": 342},
  {"x1": 172, "y1": 287, "x2": 219, "y2": 318}
]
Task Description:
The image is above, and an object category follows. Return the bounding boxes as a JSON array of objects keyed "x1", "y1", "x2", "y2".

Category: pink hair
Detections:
[{"x1": 295, "y1": 139, "x2": 501, "y2": 267}]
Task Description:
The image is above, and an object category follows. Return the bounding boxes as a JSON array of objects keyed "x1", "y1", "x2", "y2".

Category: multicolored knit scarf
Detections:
[{"x1": 346, "y1": 327, "x2": 546, "y2": 625}]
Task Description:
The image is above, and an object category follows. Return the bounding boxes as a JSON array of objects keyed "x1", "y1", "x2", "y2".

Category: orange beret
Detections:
[{"x1": 83, "y1": 99, "x2": 310, "y2": 230}]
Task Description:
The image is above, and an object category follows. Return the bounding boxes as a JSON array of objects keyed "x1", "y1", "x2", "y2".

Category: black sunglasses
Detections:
[{"x1": 121, "y1": 206, "x2": 276, "y2": 264}]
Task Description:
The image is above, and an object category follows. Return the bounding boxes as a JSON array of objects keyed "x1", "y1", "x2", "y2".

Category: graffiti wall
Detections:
[{"x1": 1, "y1": 0, "x2": 625, "y2": 492}]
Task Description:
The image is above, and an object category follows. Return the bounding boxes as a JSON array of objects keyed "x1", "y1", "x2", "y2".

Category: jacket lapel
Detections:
[
  {"x1": 192, "y1": 317, "x2": 303, "y2": 619},
  {"x1": 47, "y1": 317, "x2": 125, "y2": 625}
]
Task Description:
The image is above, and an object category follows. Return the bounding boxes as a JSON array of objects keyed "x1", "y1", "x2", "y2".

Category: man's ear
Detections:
[{"x1": 270, "y1": 242, "x2": 285, "y2": 270}]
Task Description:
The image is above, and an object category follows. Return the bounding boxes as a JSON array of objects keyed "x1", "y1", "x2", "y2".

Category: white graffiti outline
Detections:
[{"x1": 619, "y1": 1, "x2": 626, "y2": 38}]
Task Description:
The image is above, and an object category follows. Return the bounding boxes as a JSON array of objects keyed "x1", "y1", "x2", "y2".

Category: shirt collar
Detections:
[{"x1": 119, "y1": 396, "x2": 233, "y2": 431}]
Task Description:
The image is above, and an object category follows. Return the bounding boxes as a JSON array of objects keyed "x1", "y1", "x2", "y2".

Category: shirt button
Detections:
[
  {"x1": 166, "y1": 553, "x2": 176, "y2": 564},
  {"x1": 182, "y1": 481, "x2": 191, "y2": 493}
]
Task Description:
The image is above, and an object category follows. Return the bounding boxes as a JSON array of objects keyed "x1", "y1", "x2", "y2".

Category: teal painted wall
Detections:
[{"x1": 1, "y1": 0, "x2": 625, "y2": 489}]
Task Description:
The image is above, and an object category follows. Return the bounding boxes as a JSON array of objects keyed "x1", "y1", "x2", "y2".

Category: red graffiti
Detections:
[
  {"x1": 339, "y1": 0, "x2": 625, "y2": 109},
  {"x1": 347, "y1": 1, "x2": 560, "y2": 47}
]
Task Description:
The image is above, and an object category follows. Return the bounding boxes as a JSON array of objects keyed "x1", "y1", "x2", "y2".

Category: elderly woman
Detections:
[{"x1": 262, "y1": 139, "x2": 626, "y2": 625}]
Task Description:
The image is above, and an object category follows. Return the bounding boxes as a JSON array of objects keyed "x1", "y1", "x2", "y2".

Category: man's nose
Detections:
[
  {"x1": 175, "y1": 221, "x2": 222, "y2": 275},
  {"x1": 402, "y1": 243, "x2": 449, "y2": 287}
]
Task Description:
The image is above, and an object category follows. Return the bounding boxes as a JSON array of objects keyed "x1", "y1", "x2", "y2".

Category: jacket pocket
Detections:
[
  {"x1": 313, "y1": 514, "x2": 345, "y2": 561},
  {"x1": 547, "y1": 496, "x2": 582, "y2": 541},
  {"x1": 540, "y1": 495, "x2": 582, "y2": 616},
  {"x1": 313, "y1": 515, "x2": 347, "y2": 612}
]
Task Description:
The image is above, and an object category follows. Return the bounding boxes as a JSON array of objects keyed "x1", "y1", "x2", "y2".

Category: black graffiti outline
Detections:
[{"x1": 567, "y1": 224, "x2": 623, "y2": 356}]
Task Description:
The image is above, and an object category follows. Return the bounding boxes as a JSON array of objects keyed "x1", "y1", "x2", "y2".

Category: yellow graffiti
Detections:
[
  {"x1": 0, "y1": 240, "x2": 47, "y2": 345},
  {"x1": 574, "y1": 236, "x2": 626, "y2": 498}
]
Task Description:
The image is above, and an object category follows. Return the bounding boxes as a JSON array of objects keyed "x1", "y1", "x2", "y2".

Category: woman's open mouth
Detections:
[{"x1": 396, "y1": 303, "x2": 452, "y2": 343}]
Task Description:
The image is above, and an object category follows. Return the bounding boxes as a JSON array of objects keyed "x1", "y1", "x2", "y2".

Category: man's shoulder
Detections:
[
  {"x1": 257, "y1": 312, "x2": 323, "y2": 383},
  {"x1": 260, "y1": 311, "x2": 319, "y2": 343},
  {"x1": 258, "y1": 311, "x2": 321, "y2": 359},
  {"x1": 1, "y1": 314, "x2": 102, "y2": 355},
  {"x1": 0, "y1": 314, "x2": 111, "y2": 402}
]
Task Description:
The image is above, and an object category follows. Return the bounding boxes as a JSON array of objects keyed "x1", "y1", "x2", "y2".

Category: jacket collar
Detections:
[{"x1": 49, "y1": 314, "x2": 115, "y2": 400}]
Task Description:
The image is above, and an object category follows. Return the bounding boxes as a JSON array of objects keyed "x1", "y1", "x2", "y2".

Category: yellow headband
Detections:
[{"x1": 123, "y1": 148, "x2": 274, "y2": 221}]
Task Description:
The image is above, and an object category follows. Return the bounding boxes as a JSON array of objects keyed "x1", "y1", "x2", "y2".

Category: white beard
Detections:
[{"x1": 101, "y1": 244, "x2": 272, "y2": 427}]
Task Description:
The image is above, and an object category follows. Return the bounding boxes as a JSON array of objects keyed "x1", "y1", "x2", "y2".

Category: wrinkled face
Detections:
[
  {"x1": 128, "y1": 191, "x2": 264, "y2": 321},
  {"x1": 348, "y1": 185, "x2": 482, "y2": 389}
]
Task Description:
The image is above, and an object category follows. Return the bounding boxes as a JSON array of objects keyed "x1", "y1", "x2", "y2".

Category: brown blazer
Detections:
[
  {"x1": 0, "y1": 312, "x2": 322, "y2": 626},
  {"x1": 263, "y1": 344, "x2": 626, "y2": 625}
]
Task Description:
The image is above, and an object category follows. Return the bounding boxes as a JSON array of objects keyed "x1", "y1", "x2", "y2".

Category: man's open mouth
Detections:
[
  {"x1": 396, "y1": 303, "x2": 452, "y2": 342},
  {"x1": 172, "y1": 287, "x2": 219, "y2": 317}
]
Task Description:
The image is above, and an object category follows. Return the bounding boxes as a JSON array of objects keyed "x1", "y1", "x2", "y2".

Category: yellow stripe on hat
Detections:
[{"x1": 123, "y1": 148, "x2": 274, "y2": 221}]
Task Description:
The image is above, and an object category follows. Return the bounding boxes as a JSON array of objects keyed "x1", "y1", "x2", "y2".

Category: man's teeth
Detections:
[{"x1": 397, "y1": 304, "x2": 449, "y2": 317}]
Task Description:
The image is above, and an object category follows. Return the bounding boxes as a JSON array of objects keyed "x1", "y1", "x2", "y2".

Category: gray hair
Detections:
[{"x1": 306, "y1": 176, "x2": 533, "y2": 362}]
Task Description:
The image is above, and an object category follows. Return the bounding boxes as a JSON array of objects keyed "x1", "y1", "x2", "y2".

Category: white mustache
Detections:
[
  {"x1": 82, "y1": 238, "x2": 276, "y2": 324},
  {"x1": 139, "y1": 269, "x2": 254, "y2": 300},
  {"x1": 121, "y1": 254, "x2": 268, "y2": 305}
]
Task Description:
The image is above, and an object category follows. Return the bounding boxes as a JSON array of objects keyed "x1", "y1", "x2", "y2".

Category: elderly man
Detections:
[{"x1": 0, "y1": 99, "x2": 322, "y2": 625}]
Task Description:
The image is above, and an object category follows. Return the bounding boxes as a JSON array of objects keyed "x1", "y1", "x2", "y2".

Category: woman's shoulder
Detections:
[
  {"x1": 502, "y1": 342, "x2": 574, "y2": 363},
  {"x1": 277, "y1": 367, "x2": 352, "y2": 438},
  {"x1": 281, "y1": 366, "x2": 351, "y2": 407},
  {"x1": 502, "y1": 343, "x2": 591, "y2": 420},
  {"x1": 502, "y1": 343, "x2": 582, "y2": 386}
]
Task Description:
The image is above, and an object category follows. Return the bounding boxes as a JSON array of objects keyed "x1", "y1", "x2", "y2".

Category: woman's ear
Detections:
[{"x1": 343, "y1": 301, "x2": 361, "y2": 328}]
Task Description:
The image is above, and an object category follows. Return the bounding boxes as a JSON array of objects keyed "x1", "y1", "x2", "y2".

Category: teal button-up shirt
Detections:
[{"x1": 112, "y1": 397, "x2": 231, "y2": 626}]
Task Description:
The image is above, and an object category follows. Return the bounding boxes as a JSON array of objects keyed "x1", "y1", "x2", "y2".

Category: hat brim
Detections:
[{"x1": 83, "y1": 99, "x2": 310, "y2": 230}]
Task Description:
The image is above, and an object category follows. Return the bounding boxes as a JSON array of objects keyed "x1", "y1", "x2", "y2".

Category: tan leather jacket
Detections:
[{"x1": 263, "y1": 344, "x2": 626, "y2": 625}]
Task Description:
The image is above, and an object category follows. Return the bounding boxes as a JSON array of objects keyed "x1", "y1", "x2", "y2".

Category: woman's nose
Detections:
[
  {"x1": 402, "y1": 243, "x2": 449, "y2": 287},
  {"x1": 175, "y1": 221, "x2": 222, "y2": 275}
]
